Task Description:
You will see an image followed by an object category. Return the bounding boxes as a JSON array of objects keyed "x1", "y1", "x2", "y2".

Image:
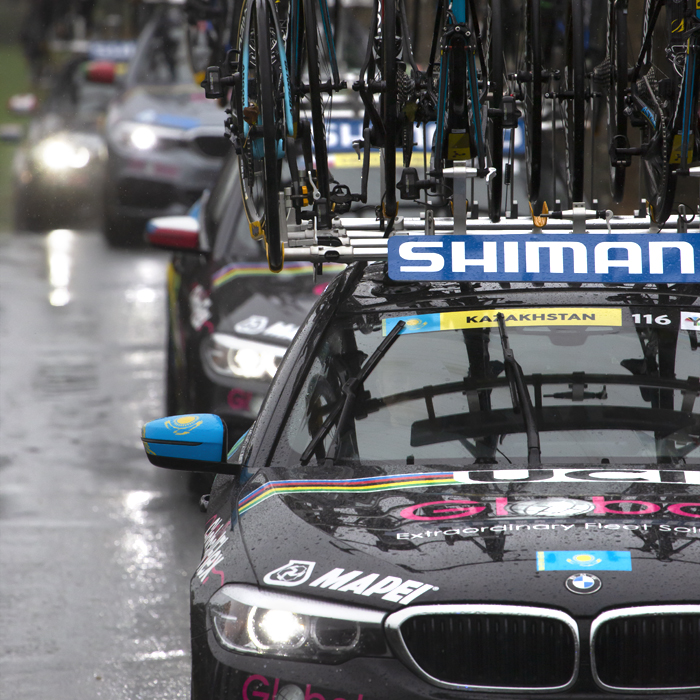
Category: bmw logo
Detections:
[{"x1": 565, "y1": 573, "x2": 602, "y2": 595}]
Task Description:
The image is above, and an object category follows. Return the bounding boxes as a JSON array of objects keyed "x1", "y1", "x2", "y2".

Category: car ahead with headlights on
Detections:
[
  {"x1": 103, "y1": 2, "x2": 229, "y2": 245},
  {"x1": 145, "y1": 150, "x2": 344, "y2": 460},
  {"x1": 141, "y1": 223, "x2": 700, "y2": 699},
  {"x1": 12, "y1": 41, "x2": 134, "y2": 231}
]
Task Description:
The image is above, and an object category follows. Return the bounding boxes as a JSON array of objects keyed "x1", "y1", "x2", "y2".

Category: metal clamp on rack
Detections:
[
  {"x1": 539, "y1": 202, "x2": 613, "y2": 234},
  {"x1": 279, "y1": 208, "x2": 698, "y2": 266},
  {"x1": 440, "y1": 162, "x2": 496, "y2": 235}
]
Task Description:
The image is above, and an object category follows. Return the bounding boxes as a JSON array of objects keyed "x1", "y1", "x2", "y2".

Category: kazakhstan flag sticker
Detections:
[{"x1": 537, "y1": 550, "x2": 632, "y2": 571}]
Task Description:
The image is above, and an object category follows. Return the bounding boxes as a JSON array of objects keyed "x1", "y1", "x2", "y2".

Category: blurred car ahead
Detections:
[
  {"x1": 103, "y1": 3, "x2": 230, "y2": 245},
  {"x1": 12, "y1": 41, "x2": 135, "y2": 231}
]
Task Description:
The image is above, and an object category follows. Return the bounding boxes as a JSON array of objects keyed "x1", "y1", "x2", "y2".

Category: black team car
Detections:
[
  {"x1": 145, "y1": 149, "x2": 344, "y2": 449},
  {"x1": 142, "y1": 229, "x2": 700, "y2": 699}
]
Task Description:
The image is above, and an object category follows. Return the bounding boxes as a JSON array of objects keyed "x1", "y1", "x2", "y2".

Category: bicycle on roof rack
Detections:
[
  {"x1": 352, "y1": 0, "x2": 505, "y2": 227},
  {"x1": 202, "y1": 0, "x2": 346, "y2": 271},
  {"x1": 600, "y1": 0, "x2": 700, "y2": 224}
]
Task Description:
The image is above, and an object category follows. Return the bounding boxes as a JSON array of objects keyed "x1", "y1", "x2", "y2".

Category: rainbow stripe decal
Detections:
[
  {"x1": 238, "y1": 471, "x2": 457, "y2": 515},
  {"x1": 212, "y1": 262, "x2": 345, "y2": 289}
]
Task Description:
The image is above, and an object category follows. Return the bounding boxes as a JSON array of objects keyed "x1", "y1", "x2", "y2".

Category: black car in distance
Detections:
[{"x1": 142, "y1": 232, "x2": 700, "y2": 699}]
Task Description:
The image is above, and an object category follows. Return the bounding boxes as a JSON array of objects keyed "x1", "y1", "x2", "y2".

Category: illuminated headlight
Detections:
[
  {"x1": 208, "y1": 585, "x2": 389, "y2": 662},
  {"x1": 112, "y1": 121, "x2": 183, "y2": 152},
  {"x1": 130, "y1": 125, "x2": 157, "y2": 150},
  {"x1": 37, "y1": 138, "x2": 91, "y2": 170},
  {"x1": 203, "y1": 334, "x2": 286, "y2": 380}
]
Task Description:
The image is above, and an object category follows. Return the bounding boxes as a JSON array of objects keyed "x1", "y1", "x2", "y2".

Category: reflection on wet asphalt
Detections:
[{"x1": 0, "y1": 230, "x2": 206, "y2": 699}]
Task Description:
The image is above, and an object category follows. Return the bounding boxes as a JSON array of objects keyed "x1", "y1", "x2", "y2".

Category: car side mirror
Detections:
[
  {"x1": 141, "y1": 413, "x2": 240, "y2": 474},
  {"x1": 145, "y1": 215, "x2": 207, "y2": 253},
  {"x1": 85, "y1": 60, "x2": 117, "y2": 84}
]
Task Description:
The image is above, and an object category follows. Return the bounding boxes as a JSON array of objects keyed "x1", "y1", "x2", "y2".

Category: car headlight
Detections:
[
  {"x1": 208, "y1": 585, "x2": 389, "y2": 662},
  {"x1": 36, "y1": 137, "x2": 91, "y2": 170},
  {"x1": 111, "y1": 120, "x2": 183, "y2": 152},
  {"x1": 203, "y1": 333, "x2": 286, "y2": 380}
]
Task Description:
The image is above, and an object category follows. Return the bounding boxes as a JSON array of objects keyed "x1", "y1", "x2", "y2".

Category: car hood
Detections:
[
  {"x1": 108, "y1": 84, "x2": 224, "y2": 131},
  {"x1": 236, "y1": 464, "x2": 700, "y2": 615},
  {"x1": 216, "y1": 291, "x2": 320, "y2": 346}
]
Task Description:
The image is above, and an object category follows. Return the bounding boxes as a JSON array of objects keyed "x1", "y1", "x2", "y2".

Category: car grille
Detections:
[
  {"x1": 192, "y1": 135, "x2": 231, "y2": 158},
  {"x1": 386, "y1": 605, "x2": 579, "y2": 692},
  {"x1": 591, "y1": 606, "x2": 700, "y2": 691}
]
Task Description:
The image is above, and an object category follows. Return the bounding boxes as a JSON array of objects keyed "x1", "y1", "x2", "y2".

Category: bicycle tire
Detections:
[
  {"x1": 486, "y1": 0, "x2": 504, "y2": 222},
  {"x1": 562, "y1": 0, "x2": 585, "y2": 204},
  {"x1": 303, "y1": 0, "x2": 333, "y2": 228},
  {"x1": 640, "y1": 73, "x2": 676, "y2": 224},
  {"x1": 236, "y1": 0, "x2": 284, "y2": 270},
  {"x1": 606, "y1": 0, "x2": 628, "y2": 202},
  {"x1": 383, "y1": 0, "x2": 398, "y2": 218},
  {"x1": 638, "y1": 0, "x2": 684, "y2": 225},
  {"x1": 522, "y1": 0, "x2": 542, "y2": 206}
]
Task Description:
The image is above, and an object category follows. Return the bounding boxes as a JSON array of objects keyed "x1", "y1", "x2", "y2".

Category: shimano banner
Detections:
[{"x1": 388, "y1": 234, "x2": 700, "y2": 283}]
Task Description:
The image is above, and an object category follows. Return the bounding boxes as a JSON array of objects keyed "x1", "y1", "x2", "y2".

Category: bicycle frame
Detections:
[
  {"x1": 434, "y1": 0, "x2": 487, "y2": 176},
  {"x1": 632, "y1": 0, "x2": 699, "y2": 172}
]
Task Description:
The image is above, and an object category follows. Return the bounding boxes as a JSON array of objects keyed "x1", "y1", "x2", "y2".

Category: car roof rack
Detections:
[{"x1": 284, "y1": 204, "x2": 700, "y2": 267}]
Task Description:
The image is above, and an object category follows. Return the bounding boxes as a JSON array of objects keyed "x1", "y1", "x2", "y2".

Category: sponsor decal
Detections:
[
  {"x1": 263, "y1": 560, "x2": 437, "y2": 605},
  {"x1": 681, "y1": 312, "x2": 700, "y2": 330},
  {"x1": 383, "y1": 308, "x2": 621, "y2": 335},
  {"x1": 536, "y1": 550, "x2": 632, "y2": 571},
  {"x1": 264, "y1": 560, "x2": 316, "y2": 586},
  {"x1": 395, "y1": 521, "x2": 700, "y2": 539},
  {"x1": 388, "y1": 233, "x2": 700, "y2": 284},
  {"x1": 163, "y1": 414, "x2": 202, "y2": 435},
  {"x1": 227, "y1": 387, "x2": 253, "y2": 412},
  {"x1": 237, "y1": 469, "x2": 700, "y2": 515},
  {"x1": 565, "y1": 573, "x2": 602, "y2": 594},
  {"x1": 196, "y1": 516, "x2": 229, "y2": 583},
  {"x1": 243, "y1": 675, "x2": 363, "y2": 700},
  {"x1": 235, "y1": 315, "x2": 269, "y2": 335},
  {"x1": 233, "y1": 314, "x2": 299, "y2": 342},
  {"x1": 189, "y1": 284, "x2": 212, "y2": 331},
  {"x1": 401, "y1": 496, "x2": 700, "y2": 522}
]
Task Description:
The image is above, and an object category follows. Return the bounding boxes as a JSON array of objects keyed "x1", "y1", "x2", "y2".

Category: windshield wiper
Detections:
[
  {"x1": 496, "y1": 313, "x2": 541, "y2": 467},
  {"x1": 300, "y1": 320, "x2": 406, "y2": 466}
]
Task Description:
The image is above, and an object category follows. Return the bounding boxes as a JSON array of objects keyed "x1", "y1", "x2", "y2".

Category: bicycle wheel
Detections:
[
  {"x1": 637, "y1": 1, "x2": 680, "y2": 224},
  {"x1": 303, "y1": 0, "x2": 334, "y2": 228},
  {"x1": 606, "y1": 0, "x2": 628, "y2": 203},
  {"x1": 640, "y1": 72, "x2": 676, "y2": 223},
  {"x1": 486, "y1": 0, "x2": 504, "y2": 222},
  {"x1": 562, "y1": 0, "x2": 585, "y2": 204},
  {"x1": 236, "y1": 0, "x2": 285, "y2": 270},
  {"x1": 520, "y1": 0, "x2": 542, "y2": 207},
  {"x1": 382, "y1": 0, "x2": 398, "y2": 218}
]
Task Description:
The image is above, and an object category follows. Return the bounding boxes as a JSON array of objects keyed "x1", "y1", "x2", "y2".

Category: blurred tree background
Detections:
[{"x1": 0, "y1": 1, "x2": 31, "y2": 231}]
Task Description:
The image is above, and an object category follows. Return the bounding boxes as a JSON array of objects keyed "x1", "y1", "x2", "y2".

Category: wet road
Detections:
[{"x1": 0, "y1": 229, "x2": 205, "y2": 699}]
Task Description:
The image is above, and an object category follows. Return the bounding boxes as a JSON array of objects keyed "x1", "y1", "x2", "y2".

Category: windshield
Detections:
[{"x1": 277, "y1": 304, "x2": 700, "y2": 467}]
